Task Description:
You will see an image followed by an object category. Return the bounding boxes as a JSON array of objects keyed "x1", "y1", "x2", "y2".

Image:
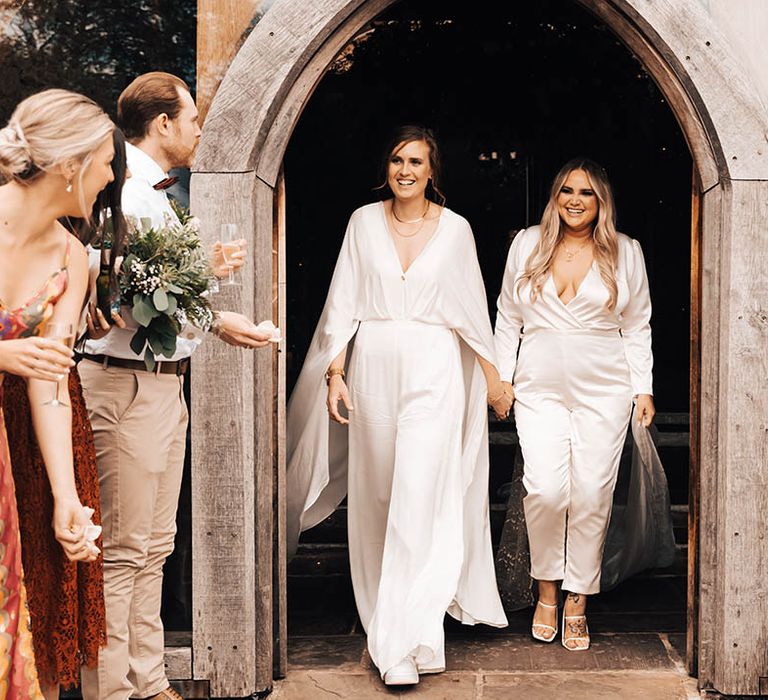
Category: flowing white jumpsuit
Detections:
[
  {"x1": 495, "y1": 226, "x2": 653, "y2": 595},
  {"x1": 287, "y1": 203, "x2": 507, "y2": 676}
]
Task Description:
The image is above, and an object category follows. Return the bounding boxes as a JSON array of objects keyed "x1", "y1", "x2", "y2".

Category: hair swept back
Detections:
[
  {"x1": 373, "y1": 125, "x2": 446, "y2": 206},
  {"x1": 0, "y1": 88, "x2": 114, "y2": 217},
  {"x1": 118, "y1": 71, "x2": 189, "y2": 141}
]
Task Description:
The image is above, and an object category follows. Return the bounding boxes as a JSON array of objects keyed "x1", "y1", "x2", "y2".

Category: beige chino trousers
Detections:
[{"x1": 79, "y1": 359, "x2": 187, "y2": 700}]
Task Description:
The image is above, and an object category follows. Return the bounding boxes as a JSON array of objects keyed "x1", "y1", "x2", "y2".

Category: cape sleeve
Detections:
[
  {"x1": 286, "y1": 212, "x2": 362, "y2": 556},
  {"x1": 619, "y1": 238, "x2": 654, "y2": 396},
  {"x1": 442, "y1": 217, "x2": 509, "y2": 628},
  {"x1": 494, "y1": 231, "x2": 526, "y2": 383},
  {"x1": 444, "y1": 218, "x2": 498, "y2": 366}
]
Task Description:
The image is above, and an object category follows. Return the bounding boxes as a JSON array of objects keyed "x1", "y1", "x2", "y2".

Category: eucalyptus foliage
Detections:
[{"x1": 120, "y1": 212, "x2": 214, "y2": 370}]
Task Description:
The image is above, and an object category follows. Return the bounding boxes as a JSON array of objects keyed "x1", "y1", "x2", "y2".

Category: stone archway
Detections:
[{"x1": 190, "y1": 1, "x2": 768, "y2": 696}]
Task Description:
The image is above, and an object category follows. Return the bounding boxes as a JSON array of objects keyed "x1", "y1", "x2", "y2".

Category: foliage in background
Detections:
[{"x1": 0, "y1": 0, "x2": 196, "y2": 122}]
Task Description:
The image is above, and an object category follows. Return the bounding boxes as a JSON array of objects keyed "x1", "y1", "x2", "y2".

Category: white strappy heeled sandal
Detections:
[
  {"x1": 562, "y1": 612, "x2": 590, "y2": 651},
  {"x1": 531, "y1": 600, "x2": 559, "y2": 642}
]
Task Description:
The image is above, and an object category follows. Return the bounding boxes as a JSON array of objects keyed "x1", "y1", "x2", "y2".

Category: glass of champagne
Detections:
[
  {"x1": 42, "y1": 321, "x2": 75, "y2": 407},
  {"x1": 220, "y1": 223, "x2": 242, "y2": 286}
]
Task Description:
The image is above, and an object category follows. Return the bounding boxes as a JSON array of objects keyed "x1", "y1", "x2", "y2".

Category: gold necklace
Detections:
[
  {"x1": 390, "y1": 201, "x2": 431, "y2": 238},
  {"x1": 561, "y1": 236, "x2": 591, "y2": 262},
  {"x1": 392, "y1": 199, "x2": 430, "y2": 224}
]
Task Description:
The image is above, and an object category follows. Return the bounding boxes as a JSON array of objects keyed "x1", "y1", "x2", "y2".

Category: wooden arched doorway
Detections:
[{"x1": 190, "y1": 1, "x2": 768, "y2": 696}]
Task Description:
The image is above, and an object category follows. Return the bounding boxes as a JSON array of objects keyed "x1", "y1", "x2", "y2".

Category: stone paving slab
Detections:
[
  {"x1": 444, "y1": 632, "x2": 673, "y2": 672},
  {"x1": 271, "y1": 670, "x2": 476, "y2": 698},
  {"x1": 271, "y1": 669, "x2": 691, "y2": 699},
  {"x1": 277, "y1": 633, "x2": 696, "y2": 699},
  {"x1": 289, "y1": 635, "x2": 367, "y2": 670},
  {"x1": 482, "y1": 671, "x2": 689, "y2": 699},
  {"x1": 287, "y1": 632, "x2": 675, "y2": 674}
]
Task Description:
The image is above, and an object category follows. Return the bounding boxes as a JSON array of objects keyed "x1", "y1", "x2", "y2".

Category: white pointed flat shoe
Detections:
[{"x1": 383, "y1": 657, "x2": 419, "y2": 686}]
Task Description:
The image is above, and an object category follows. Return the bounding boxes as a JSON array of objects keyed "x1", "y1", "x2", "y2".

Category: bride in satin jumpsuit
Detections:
[{"x1": 494, "y1": 158, "x2": 655, "y2": 651}]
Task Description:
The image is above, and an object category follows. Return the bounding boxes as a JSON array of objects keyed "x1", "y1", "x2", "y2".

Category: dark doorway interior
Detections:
[{"x1": 284, "y1": 0, "x2": 691, "y2": 646}]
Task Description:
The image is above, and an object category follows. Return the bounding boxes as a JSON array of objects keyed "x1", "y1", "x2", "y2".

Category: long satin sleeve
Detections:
[
  {"x1": 620, "y1": 239, "x2": 654, "y2": 396},
  {"x1": 494, "y1": 233, "x2": 525, "y2": 383}
]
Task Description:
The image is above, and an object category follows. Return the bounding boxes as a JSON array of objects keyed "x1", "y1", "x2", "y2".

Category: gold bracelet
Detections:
[
  {"x1": 325, "y1": 367, "x2": 345, "y2": 385},
  {"x1": 488, "y1": 386, "x2": 506, "y2": 403}
]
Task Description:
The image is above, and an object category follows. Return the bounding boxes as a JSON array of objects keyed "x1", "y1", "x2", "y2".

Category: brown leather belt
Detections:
[{"x1": 80, "y1": 353, "x2": 189, "y2": 376}]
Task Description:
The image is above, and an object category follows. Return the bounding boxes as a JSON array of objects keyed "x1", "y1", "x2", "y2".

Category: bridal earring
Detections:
[{"x1": 65, "y1": 179, "x2": 73, "y2": 193}]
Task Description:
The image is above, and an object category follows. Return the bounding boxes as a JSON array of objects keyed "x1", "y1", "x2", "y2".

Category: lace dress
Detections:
[{"x1": 0, "y1": 233, "x2": 106, "y2": 688}]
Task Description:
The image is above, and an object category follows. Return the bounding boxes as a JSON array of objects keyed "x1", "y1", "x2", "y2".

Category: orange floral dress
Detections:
[
  {"x1": 0, "y1": 233, "x2": 106, "y2": 690},
  {"x1": 0, "y1": 381, "x2": 41, "y2": 699}
]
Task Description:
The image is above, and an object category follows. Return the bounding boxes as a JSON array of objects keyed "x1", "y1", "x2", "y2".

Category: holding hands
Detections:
[{"x1": 489, "y1": 381, "x2": 515, "y2": 420}]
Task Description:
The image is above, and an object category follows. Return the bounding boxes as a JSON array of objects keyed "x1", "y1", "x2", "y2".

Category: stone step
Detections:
[
  {"x1": 289, "y1": 540, "x2": 688, "y2": 579},
  {"x1": 299, "y1": 503, "x2": 690, "y2": 547},
  {"x1": 488, "y1": 430, "x2": 690, "y2": 448}
]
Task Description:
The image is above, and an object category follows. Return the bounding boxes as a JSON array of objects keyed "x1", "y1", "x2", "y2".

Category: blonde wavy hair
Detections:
[
  {"x1": 517, "y1": 158, "x2": 620, "y2": 309},
  {"x1": 0, "y1": 89, "x2": 114, "y2": 215}
]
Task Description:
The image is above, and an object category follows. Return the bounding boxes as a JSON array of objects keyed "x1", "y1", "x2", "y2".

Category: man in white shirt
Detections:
[{"x1": 79, "y1": 72, "x2": 271, "y2": 700}]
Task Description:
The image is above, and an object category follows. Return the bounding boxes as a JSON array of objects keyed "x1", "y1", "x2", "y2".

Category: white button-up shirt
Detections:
[{"x1": 84, "y1": 143, "x2": 205, "y2": 361}]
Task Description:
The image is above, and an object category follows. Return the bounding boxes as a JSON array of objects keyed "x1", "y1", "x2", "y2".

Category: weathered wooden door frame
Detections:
[{"x1": 190, "y1": 1, "x2": 768, "y2": 696}]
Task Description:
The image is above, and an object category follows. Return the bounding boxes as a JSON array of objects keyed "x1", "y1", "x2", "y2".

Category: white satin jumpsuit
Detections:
[{"x1": 494, "y1": 226, "x2": 653, "y2": 594}]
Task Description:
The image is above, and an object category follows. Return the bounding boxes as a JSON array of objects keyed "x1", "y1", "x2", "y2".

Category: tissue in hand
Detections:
[
  {"x1": 82, "y1": 506, "x2": 102, "y2": 543},
  {"x1": 256, "y1": 320, "x2": 282, "y2": 343}
]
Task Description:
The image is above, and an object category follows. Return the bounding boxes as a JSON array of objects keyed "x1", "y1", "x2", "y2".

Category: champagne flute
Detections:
[
  {"x1": 42, "y1": 321, "x2": 75, "y2": 407},
  {"x1": 220, "y1": 223, "x2": 242, "y2": 286}
]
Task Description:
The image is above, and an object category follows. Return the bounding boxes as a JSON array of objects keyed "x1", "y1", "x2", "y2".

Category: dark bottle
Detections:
[{"x1": 95, "y1": 219, "x2": 120, "y2": 319}]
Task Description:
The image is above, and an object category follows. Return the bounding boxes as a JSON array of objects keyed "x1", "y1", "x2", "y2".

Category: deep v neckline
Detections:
[
  {"x1": 379, "y1": 201, "x2": 444, "y2": 275},
  {"x1": 550, "y1": 261, "x2": 597, "y2": 307}
]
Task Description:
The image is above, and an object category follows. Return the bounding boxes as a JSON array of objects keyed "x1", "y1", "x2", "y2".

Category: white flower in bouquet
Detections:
[{"x1": 119, "y1": 211, "x2": 216, "y2": 370}]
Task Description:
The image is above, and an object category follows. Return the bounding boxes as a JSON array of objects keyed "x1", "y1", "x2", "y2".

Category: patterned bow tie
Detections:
[{"x1": 153, "y1": 176, "x2": 179, "y2": 191}]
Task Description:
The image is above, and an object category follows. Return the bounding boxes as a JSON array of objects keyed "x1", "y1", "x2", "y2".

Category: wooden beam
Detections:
[
  {"x1": 196, "y1": 0, "x2": 768, "y2": 189},
  {"x1": 272, "y1": 171, "x2": 288, "y2": 678},
  {"x1": 251, "y1": 0, "x2": 393, "y2": 187},
  {"x1": 579, "y1": 0, "x2": 768, "y2": 188},
  {"x1": 165, "y1": 647, "x2": 192, "y2": 680},
  {"x1": 710, "y1": 180, "x2": 768, "y2": 695},
  {"x1": 190, "y1": 171, "x2": 275, "y2": 696},
  {"x1": 253, "y1": 176, "x2": 278, "y2": 692},
  {"x1": 196, "y1": 0, "x2": 264, "y2": 123},
  {"x1": 687, "y1": 169, "x2": 702, "y2": 677},
  {"x1": 697, "y1": 182, "x2": 723, "y2": 690}
]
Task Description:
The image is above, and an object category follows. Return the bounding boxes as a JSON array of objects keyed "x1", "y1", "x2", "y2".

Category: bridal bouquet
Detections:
[{"x1": 120, "y1": 209, "x2": 216, "y2": 370}]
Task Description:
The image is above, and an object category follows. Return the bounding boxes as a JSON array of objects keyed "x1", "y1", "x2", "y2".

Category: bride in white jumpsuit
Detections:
[
  {"x1": 286, "y1": 127, "x2": 510, "y2": 685},
  {"x1": 495, "y1": 159, "x2": 655, "y2": 651}
]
